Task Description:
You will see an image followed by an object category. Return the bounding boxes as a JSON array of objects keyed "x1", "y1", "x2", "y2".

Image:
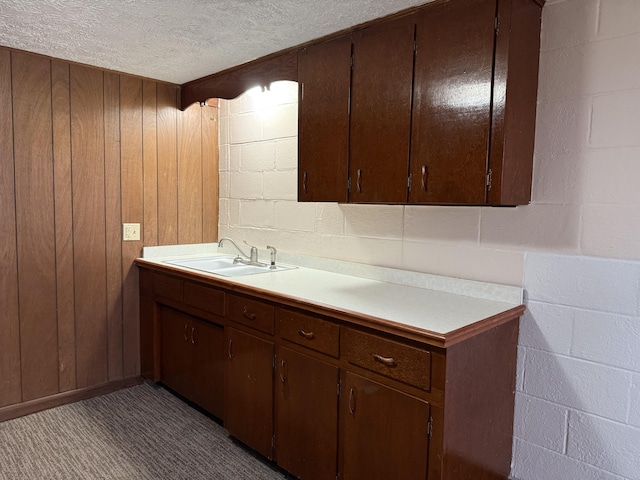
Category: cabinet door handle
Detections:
[
  {"x1": 298, "y1": 329, "x2": 315, "y2": 340},
  {"x1": 280, "y1": 359, "x2": 287, "y2": 384},
  {"x1": 242, "y1": 307, "x2": 257, "y2": 320},
  {"x1": 183, "y1": 324, "x2": 189, "y2": 342},
  {"x1": 373, "y1": 353, "x2": 396, "y2": 367},
  {"x1": 421, "y1": 165, "x2": 428, "y2": 192},
  {"x1": 356, "y1": 169, "x2": 362, "y2": 193},
  {"x1": 191, "y1": 327, "x2": 196, "y2": 344},
  {"x1": 228, "y1": 339, "x2": 233, "y2": 359},
  {"x1": 348, "y1": 388, "x2": 356, "y2": 415},
  {"x1": 303, "y1": 172, "x2": 308, "y2": 193}
]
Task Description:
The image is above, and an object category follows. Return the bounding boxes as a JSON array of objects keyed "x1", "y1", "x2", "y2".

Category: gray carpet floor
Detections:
[{"x1": 0, "y1": 383, "x2": 289, "y2": 479}]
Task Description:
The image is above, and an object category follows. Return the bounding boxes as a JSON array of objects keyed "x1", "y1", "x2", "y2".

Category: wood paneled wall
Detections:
[{"x1": 0, "y1": 48, "x2": 219, "y2": 411}]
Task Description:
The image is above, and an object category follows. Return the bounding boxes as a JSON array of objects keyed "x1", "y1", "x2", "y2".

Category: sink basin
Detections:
[
  {"x1": 165, "y1": 256, "x2": 238, "y2": 271},
  {"x1": 214, "y1": 263, "x2": 297, "y2": 277},
  {"x1": 164, "y1": 256, "x2": 297, "y2": 277}
]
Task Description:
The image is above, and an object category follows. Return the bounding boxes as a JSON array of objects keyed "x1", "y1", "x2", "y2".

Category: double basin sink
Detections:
[{"x1": 164, "y1": 255, "x2": 297, "y2": 277}]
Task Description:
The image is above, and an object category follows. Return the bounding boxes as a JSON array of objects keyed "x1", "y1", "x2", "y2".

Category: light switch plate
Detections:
[{"x1": 123, "y1": 223, "x2": 141, "y2": 241}]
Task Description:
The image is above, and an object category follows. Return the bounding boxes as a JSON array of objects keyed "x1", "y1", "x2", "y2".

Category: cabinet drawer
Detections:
[
  {"x1": 277, "y1": 308, "x2": 339, "y2": 358},
  {"x1": 342, "y1": 329, "x2": 431, "y2": 391},
  {"x1": 228, "y1": 294, "x2": 275, "y2": 335},
  {"x1": 153, "y1": 273, "x2": 183, "y2": 302},
  {"x1": 184, "y1": 281, "x2": 225, "y2": 317}
]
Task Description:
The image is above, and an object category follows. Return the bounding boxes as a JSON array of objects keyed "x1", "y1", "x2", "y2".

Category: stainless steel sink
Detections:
[
  {"x1": 165, "y1": 255, "x2": 238, "y2": 271},
  {"x1": 164, "y1": 256, "x2": 297, "y2": 277}
]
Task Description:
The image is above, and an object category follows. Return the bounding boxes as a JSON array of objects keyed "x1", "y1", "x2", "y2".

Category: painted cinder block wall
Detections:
[{"x1": 217, "y1": 0, "x2": 640, "y2": 478}]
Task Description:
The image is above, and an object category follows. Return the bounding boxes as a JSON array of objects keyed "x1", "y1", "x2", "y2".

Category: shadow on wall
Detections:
[{"x1": 512, "y1": 251, "x2": 640, "y2": 480}]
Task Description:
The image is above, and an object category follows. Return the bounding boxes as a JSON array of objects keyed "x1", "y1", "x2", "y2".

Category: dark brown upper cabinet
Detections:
[
  {"x1": 298, "y1": 35, "x2": 352, "y2": 203},
  {"x1": 409, "y1": 0, "x2": 496, "y2": 205},
  {"x1": 297, "y1": 0, "x2": 542, "y2": 206},
  {"x1": 181, "y1": 0, "x2": 543, "y2": 206},
  {"x1": 488, "y1": 0, "x2": 543, "y2": 205},
  {"x1": 348, "y1": 18, "x2": 416, "y2": 204}
]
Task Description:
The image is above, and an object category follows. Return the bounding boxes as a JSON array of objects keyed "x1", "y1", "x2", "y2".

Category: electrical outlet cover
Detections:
[{"x1": 123, "y1": 223, "x2": 141, "y2": 241}]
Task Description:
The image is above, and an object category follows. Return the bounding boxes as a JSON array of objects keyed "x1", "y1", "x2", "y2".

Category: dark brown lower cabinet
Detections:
[
  {"x1": 276, "y1": 346, "x2": 339, "y2": 480},
  {"x1": 139, "y1": 266, "x2": 522, "y2": 480},
  {"x1": 225, "y1": 327, "x2": 275, "y2": 459},
  {"x1": 342, "y1": 371, "x2": 430, "y2": 480},
  {"x1": 160, "y1": 307, "x2": 225, "y2": 419}
]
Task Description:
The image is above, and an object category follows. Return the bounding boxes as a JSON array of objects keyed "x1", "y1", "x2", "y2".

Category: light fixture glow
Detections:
[{"x1": 244, "y1": 81, "x2": 297, "y2": 118}]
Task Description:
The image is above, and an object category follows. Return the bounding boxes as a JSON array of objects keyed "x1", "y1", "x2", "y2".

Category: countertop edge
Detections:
[{"x1": 135, "y1": 258, "x2": 524, "y2": 348}]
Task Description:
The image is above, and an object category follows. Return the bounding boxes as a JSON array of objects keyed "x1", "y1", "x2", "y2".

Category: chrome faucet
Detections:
[{"x1": 217, "y1": 237, "x2": 263, "y2": 266}]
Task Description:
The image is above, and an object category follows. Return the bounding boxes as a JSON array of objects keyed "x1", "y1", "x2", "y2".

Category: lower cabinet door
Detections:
[
  {"x1": 276, "y1": 346, "x2": 339, "y2": 480},
  {"x1": 160, "y1": 307, "x2": 194, "y2": 398},
  {"x1": 191, "y1": 318, "x2": 225, "y2": 420},
  {"x1": 342, "y1": 371, "x2": 430, "y2": 480},
  {"x1": 225, "y1": 327, "x2": 274, "y2": 459},
  {"x1": 161, "y1": 308, "x2": 225, "y2": 419}
]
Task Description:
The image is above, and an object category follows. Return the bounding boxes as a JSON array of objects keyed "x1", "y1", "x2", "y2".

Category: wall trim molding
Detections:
[{"x1": 0, "y1": 377, "x2": 143, "y2": 423}]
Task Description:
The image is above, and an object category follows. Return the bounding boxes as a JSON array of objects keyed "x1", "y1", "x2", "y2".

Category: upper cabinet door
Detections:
[
  {"x1": 349, "y1": 19, "x2": 416, "y2": 204},
  {"x1": 298, "y1": 35, "x2": 352, "y2": 203},
  {"x1": 409, "y1": 0, "x2": 497, "y2": 204}
]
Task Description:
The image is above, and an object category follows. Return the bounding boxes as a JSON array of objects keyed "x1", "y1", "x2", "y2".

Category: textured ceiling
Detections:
[{"x1": 0, "y1": 0, "x2": 432, "y2": 84}]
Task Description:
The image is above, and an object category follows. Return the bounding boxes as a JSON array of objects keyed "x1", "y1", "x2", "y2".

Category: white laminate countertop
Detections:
[{"x1": 138, "y1": 244, "x2": 524, "y2": 341}]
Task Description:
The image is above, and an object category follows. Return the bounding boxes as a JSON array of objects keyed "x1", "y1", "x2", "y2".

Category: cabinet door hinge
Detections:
[
  {"x1": 486, "y1": 168, "x2": 493, "y2": 191},
  {"x1": 427, "y1": 416, "x2": 433, "y2": 440},
  {"x1": 407, "y1": 174, "x2": 412, "y2": 192}
]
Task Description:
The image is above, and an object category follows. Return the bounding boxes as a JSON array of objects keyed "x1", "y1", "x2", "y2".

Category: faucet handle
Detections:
[
  {"x1": 243, "y1": 240, "x2": 259, "y2": 263},
  {"x1": 266, "y1": 245, "x2": 277, "y2": 269}
]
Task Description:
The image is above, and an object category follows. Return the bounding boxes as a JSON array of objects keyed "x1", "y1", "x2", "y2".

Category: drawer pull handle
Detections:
[
  {"x1": 280, "y1": 360, "x2": 287, "y2": 384},
  {"x1": 183, "y1": 324, "x2": 189, "y2": 342},
  {"x1": 242, "y1": 307, "x2": 257, "y2": 320},
  {"x1": 298, "y1": 329, "x2": 315, "y2": 340},
  {"x1": 421, "y1": 165, "x2": 428, "y2": 192},
  {"x1": 228, "y1": 339, "x2": 233, "y2": 359},
  {"x1": 303, "y1": 172, "x2": 308, "y2": 193},
  {"x1": 348, "y1": 388, "x2": 356, "y2": 415},
  {"x1": 373, "y1": 353, "x2": 396, "y2": 367},
  {"x1": 356, "y1": 169, "x2": 362, "y2": 193},
  {"x1": 191, "y1": 327, "x2": 196, "y2": 344}
]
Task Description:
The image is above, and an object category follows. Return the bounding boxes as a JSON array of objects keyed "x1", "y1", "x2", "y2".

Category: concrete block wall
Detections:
[
  {"x1": 515, "y1": 252, "x2": 640, "y2": 479},
  {"x1": 218, "y1": 0, "x2": 640, "y2": 477}
]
